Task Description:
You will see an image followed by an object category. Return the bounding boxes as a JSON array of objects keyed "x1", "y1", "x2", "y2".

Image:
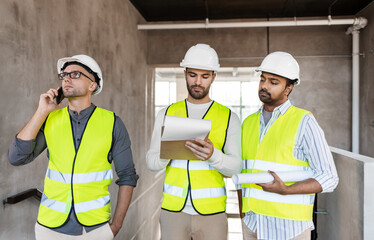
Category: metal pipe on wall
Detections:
[
  {"x1": 352, "y1": 31, "x2": 360, "y2": 153},
  {"x1": 346, "y1": 15, "x2": 367, "y2": 153}
]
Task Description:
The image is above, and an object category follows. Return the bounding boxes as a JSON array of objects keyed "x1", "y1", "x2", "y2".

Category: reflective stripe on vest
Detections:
[
  {"x1": 40, "y1": 193, "x2": 111, "y2": 214},
  {"x1": 164, "y1": 183, "x2": 226, "y2": 199},
  {"x1": 38, "y1": 107, "x2": 114, "y2": 228},
  {"x1": 161, "y1": 100, "x2": 230, "y2": 215},
  {"x1": 241, "y1": 106, "x2": 314, "y2": 221},
  {"x1": 242, "y1": 188, "x2": 315, "y2": 205},
  {"x1": 242, "y1": 159, "x2": 311, "y2": 172},
  {"x1": 170, "y1": 159, "x2": 216, "y2": 171},
  {"x1": 46, "y1": 168, "x2": 113, "y2": 184}
]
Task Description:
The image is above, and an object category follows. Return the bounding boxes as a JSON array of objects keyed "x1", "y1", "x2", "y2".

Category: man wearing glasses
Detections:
[{"x1": 8, "y1": 54, "x2": 138, "y2": 240}]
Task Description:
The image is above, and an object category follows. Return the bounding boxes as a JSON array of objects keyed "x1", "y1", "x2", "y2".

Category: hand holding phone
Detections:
[{"x1": 55, "y1": 87, "x2": 65, "y2": 104}]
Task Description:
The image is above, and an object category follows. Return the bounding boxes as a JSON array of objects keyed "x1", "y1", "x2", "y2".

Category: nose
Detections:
[
  {"x1": 194, "y1": 75, "x2": 203, "y2": 85},
  {"x1": 63, "y1": 76, "x2": 73, "y2": 84},
  {"x1": 260, "y1": 79, "x2": 269, "y2": 90}
]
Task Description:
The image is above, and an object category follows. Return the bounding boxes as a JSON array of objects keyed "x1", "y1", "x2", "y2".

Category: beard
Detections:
[
  {"x1": 258, "y1": 89, "x2": 273, "y2": 104},
  {"x1": 63, "y1": 88, "x2": 87, "y2": 98},
  {"x1": 187, "y1": 83, "x2": 211, "y2": 100}
]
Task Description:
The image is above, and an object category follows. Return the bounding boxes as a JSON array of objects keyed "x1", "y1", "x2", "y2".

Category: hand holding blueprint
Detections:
[
  {"x1": 232, "y1": 171, "x2": 314, "y2": 184},
  {"x1": 160, "y1": 116, "x2": 211, "y2": 160}
]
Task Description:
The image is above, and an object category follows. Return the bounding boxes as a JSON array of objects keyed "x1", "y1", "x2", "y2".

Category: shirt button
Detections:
[{"x1": 77, "y1": 138, "x2": 80, "y2": 141}]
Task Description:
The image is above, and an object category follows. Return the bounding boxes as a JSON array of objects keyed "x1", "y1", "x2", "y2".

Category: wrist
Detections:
[
  {"x1": 110, "y1": 220, "x2": 123, "y2": 229},
  {"x1": 36, "y1": 107, "x2": 51, "y2": 118},
  {"x1": 207, "y1": 147, "x2": 218, "y2": 162},
  {"x1": 280, "y1": 185, "x2": 290, "y2": 195}
]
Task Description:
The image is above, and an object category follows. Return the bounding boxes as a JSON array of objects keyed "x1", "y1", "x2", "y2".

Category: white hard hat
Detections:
[
  {"x1": 57, "y1": 54, "x2": 103, "y2": 95},
  {"x1": 180, "y1": 43, "x2": 220, "y2": 72},
  {"x1": 256, "y1": 51, "x2": 300, "y2": 85}
]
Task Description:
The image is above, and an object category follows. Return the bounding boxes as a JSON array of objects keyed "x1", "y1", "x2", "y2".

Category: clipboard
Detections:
[
  {"x1": 159, "y1": 116, "x2": 211, "y2": 160},
  {"x1": 160, "y1": 129, "x2": 210, "y2": 160}
]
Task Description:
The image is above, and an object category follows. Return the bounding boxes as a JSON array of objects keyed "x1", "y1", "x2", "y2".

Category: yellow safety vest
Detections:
[
  {"x1": 38, "y1": 106, "x2": 115, "y2": 228},
  {"x1": 241, "y1": 106, "x2": 314, "y2": 221},
  {"x1": 161, "y1": 100, "x2": 231, "y2": 215}
]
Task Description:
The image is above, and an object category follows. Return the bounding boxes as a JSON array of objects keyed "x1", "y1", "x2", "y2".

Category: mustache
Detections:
[
  {"x1": 259, "y1": 89, "x2": 271, "y2": 96},
  {"x1": 190, "y1": 85, "x2": 205, "y2": 91}
]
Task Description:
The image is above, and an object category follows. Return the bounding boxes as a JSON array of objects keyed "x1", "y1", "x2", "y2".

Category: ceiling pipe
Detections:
[{"x1": 138, "y1": 16, "x2": 367, "y2": 30}]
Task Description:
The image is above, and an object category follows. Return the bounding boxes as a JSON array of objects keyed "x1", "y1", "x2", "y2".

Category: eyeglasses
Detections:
[{"x1": 58, "y1": 71, "x2": 94, "y2": 82}]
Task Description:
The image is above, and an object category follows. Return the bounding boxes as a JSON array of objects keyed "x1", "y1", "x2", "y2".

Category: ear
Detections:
[
  {"x1": 89, "y1": 82, "x2": 98, "y2": 92},
  {"x1": 211, "y1": 72, "x2": 216, "y2": 83},
  {"x1": 284, "y1": 84, "x2": 294, "y2": 96}
]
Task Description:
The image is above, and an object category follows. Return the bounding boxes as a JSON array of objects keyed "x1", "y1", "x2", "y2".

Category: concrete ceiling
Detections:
[{"x1": 130, "y1": 0, "x2": 373, "y2": 22}]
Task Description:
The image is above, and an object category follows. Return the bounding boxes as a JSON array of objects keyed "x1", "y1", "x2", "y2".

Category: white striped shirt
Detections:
[{"x1": 242, "y1": 100, "x2": 339, "y2": 240}]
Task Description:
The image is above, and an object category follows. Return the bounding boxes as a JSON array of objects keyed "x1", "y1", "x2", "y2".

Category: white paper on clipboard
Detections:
[{"x1": 160, "y1": 116, "x2": 211, "y2": 160}]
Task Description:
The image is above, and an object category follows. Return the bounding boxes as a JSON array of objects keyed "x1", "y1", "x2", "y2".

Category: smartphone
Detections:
[{"x1": 55, "y1": 87, "x2": 65, "y2": 104}]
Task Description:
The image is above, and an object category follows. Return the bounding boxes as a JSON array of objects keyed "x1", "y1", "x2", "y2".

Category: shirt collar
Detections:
[
  {"x1": 68, "y1": 103, "x2": 96, "y2": 118},
  {"x1": 257, "y1": 99, "x2": 292, "y2": 115}
]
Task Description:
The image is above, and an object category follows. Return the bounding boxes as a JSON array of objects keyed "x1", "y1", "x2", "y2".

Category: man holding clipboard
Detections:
[{"x1": 146, "y1": 43, "x2": 242, "y2": 240}]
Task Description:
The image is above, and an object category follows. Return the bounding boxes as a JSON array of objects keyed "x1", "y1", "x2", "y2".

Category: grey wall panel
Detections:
[{"x1": 358, "y1": 2, "x2": 374, "y2": 158}]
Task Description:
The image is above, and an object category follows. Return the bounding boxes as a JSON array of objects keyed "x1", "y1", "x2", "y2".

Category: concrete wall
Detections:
[
  {"x1": 358, "y1": 2, "x2": 374, "y2": 158},
  {"x1": 0, "y1": 0, "x2": 161, "y2": 239},
  {"x1": 147, "y1": 23, "x2": 353, "y2": 150},
  {"x1": 317, "y1": 147, "x2": 374, "y2": 240}
]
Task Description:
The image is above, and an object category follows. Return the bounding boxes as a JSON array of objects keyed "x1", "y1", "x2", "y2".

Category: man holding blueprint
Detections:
[
  {"x1": 237, "y1": 51, "x2": 339, "y2": 240},
  {"x1": 146, "y1": 43, "x2": 242, "y2": 240}
]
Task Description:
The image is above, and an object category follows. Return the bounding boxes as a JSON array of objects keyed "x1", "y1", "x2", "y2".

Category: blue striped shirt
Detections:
[{"x1": 242, "y1": 100, "x2": 339, "y2": 240}]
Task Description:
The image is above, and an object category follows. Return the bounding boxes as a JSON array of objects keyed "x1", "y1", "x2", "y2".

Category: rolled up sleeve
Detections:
[
  {"x1": 111, "y1": 116, "x2": 139, "y2": 187},
  {"x1": 301, "y1": 115, "x2": 339, "y2": 193},
  {"x1": 8, "y1": 130, "x2": 47, "y2": 166}
]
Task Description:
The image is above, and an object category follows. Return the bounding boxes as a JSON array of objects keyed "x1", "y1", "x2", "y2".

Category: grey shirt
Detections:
[
  {"x1": 8, "y1": 104, "x2": 139, "y2": 235},
  {"x1": 262, "y1": 108, "x2": 272, "y2": 126}
]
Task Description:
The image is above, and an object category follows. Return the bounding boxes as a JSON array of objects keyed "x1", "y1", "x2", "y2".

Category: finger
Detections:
[
  {"x1": 45, "y1": 93, "x2": 55, "y2": 102},
  {"x1": 256, "y1": 183, "x2": 269, "y2": 190},
  {"x1": 194, "y1": 138, "x2": 213, "y2": 148},
  {"x1": 268, "y1": 170, "x2": 282, "y2": 182},
  {"x1": 41, "y1": 93, "x2": 53, "y2": 102},
  {"x1": 185, "y1": 141, "x2": 206, "y2": 153},
  {"x1": 185, "y1": 144, "x2": 208, "y2": 157},
  {"x1": 257, "y1": 183, "x2": 269, "y2": 187},
  {"x1": 52, "y1": 88, "x2": 59, "y2": 96},
  {"x1": 185, "y1": 144, "x2": 208, "y2": 160},
  {"x1": 47, "y1": 88, "x2": 58, "y2": 97},
  {"x1": 193, "y1": 138, "x2": 206, "y2": 146}
]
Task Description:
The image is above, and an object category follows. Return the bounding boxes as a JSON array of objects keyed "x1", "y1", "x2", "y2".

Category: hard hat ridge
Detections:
[
  {"x1": 256, "y1": 51, "x2": 300, "y2": 85},
  {"x1": 180, "y1": 43, "x2": 220, "y2": 72}
]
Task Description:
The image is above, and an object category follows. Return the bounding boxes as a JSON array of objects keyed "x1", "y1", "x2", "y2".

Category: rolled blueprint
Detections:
[{"x1": 232, "y1": 171, "x2": 314, "y2": 184}]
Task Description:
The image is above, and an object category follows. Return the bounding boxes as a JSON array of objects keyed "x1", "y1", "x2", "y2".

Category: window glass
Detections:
[{"x1": 154, "y1": 67, "x2": 261, "y2": 121}]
